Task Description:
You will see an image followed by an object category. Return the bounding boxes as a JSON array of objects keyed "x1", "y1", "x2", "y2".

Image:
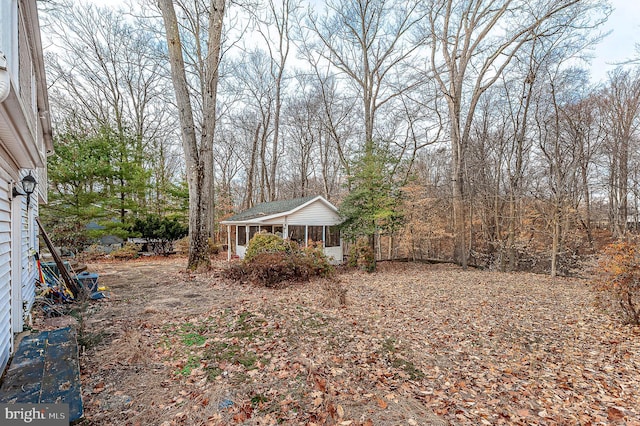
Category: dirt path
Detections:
[{"x1": 36, "y1": 257, "x2": 640, "y2": 425}]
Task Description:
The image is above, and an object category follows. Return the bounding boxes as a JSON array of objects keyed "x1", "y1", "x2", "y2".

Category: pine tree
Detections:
[{"x1": 339, "y1": 144, "x2": 403, "y2": 269}]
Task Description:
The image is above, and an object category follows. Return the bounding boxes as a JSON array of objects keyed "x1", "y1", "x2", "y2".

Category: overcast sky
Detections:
[
  {"x1": 81, "y1": 0, "x2": 639, "y2": 84},
  {"x1": 589, "y1": 0, "x2": 640, "y2": 83}
]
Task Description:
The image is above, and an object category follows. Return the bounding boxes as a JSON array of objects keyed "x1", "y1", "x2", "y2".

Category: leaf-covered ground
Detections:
[{"x1": 56, "y1": 258, "x2": 639, "y2": 425}]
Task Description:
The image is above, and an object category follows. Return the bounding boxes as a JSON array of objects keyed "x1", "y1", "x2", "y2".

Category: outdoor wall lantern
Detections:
[{"x1": 13, "y1": 172, "x2": 37, "y2": 209}]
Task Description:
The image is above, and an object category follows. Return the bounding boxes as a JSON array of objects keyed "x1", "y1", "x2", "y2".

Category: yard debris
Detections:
[
  {"x1": 36, "y1": 253, "x2": 109, "y2": 315},
  {"x1": 76, "y1": 258, "x2": 640, "y2": 425}
]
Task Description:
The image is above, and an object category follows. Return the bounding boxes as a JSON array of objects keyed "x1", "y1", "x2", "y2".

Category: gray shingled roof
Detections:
[{"x1": 224, "y1": 195, "x2": 318, "y2": 222}]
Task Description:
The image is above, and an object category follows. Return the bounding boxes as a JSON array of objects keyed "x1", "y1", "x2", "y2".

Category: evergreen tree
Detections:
[
  {"x1": 44, "y1": 130, "x2": 115, "y2": 248},
  {"x1": 131, "y1": 214, "x2": 188, "y2": 255},
  {"x1": 339, "y1": 144, "x2": 404, "y2": 268},
  {"x1": 98, "y1": 126, "x2": 151, "y2": 221},
  {"x1": 43, "y1": 126, "x2": 151, "y2": 248}
]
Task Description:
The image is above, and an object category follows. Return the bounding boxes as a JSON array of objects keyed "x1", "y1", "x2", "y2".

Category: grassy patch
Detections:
[
  {"x1": 381, "y1": 337, "x2": 425, "y2": 380},
  {"x1": 251, "y1": 394, "x2": 268, "y2": 407},
  {"x1": 227, "y1": 311, "x2": 268, "y2": 340},
  {"x1": 181, "y1": 332, "x2": 206, "y2": 347},
  {"x1": 382, "y1": 337, "x2": 398, "y2": 354},
  {"x1": 204, "y1": 342, "x2": 259, "y2": 371},
  {"x1": 164, "y1": 321, "x2": 213, "y2": 347},
  {"x1": 78, "y1": 331, "x2": 105, "y2": 350},
  {"x1": 176, "y1": 355, "x2": 200, "y2": 376},
  {"x1": 237, "y1": 352, "x2": 258, "y2": 369},
  {"x1": 390, "y1": 357, "x2": 426, "y2": 380},
  {"x1": 205, "y1": 342, "x2": 242, "y2": 363}
]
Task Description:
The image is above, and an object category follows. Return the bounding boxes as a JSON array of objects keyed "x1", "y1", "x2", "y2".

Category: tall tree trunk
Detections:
[
  {"x1": 260, "y1": 127, "x2": 268, "y2": 203},
  {"x1": 619, "y1": 135, "x2": 629, "y2": 236},
  {"x1": 203, "y1": 0, "x2": 225, "y2": 240},
  {"x1": 508, "y1": 73, "x2": 535, "y2": 271},
  {"x1": 270, "y1": 88, "x2": 281, "y2": 201},
  {"x1": 581, "y1": 161, "x2": 594, "y2": 246},
  {"x1": 159, "y1": 0, "x2": 225, "y2": 270},
  {"x1": 450, "y1": 116, "x2": 468, "y2": 269},
  {"x1": 245, "y1": 124, "x2": 260, "y2": 209},
  {"x1": 550, "y1": 204, "x2": 560, "y2": 278}
]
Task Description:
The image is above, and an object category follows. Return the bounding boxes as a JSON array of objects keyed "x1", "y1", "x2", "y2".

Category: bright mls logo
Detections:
[{"x1": 0, "y1": 404, "x2": 68, "y2": 425}]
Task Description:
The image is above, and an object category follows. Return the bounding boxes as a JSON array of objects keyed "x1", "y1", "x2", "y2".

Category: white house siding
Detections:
[
  {"x1": 258, "y1": 218, "x2": 289, "y2": 226},
  {"x1": 15, "y1": 175, "x2": 35, "y2": 331},
  {"x1": 19, "y1": 171, "x2": 35, "y2": 318},
  {"x1": 21, "y1": 200, "x2": 36, "y2": 318},
  {"x1": 0, "y1": 173, "x2": 12, "y2": 373},
  {"x1": 285, "y1": 200, "x2": 342, "y2": 225},
  {"x1": 0, "y1": 0, "x2": 50, "y2": 373},
  {"x1": 224, "y1": 198, "x2": 344, "y2": 264},
  {"x1": 324, "y1": 246, "x2": 343, "y2": 264}
]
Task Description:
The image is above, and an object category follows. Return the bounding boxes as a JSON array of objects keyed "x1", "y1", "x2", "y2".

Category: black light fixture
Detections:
[{"x1": 12, "y1": 171, "x2": 37, "y2": 209}]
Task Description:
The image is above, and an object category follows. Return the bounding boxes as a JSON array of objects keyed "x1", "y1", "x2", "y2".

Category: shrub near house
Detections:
[{"x1": 232, "y1": 233, "x2": 333, "y2": 287}]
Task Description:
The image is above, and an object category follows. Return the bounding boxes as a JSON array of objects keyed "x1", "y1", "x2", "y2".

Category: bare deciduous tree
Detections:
[
  {"x1": 600, "y1": 67, "x2": 640, "y2": 237},
  {"x1": 307, "y1": 0, "x2": 423, "y2": 155},
  {"x1": 424, "y1": 0, "x2": 605, "y2": 268},
  {"x1": 43, "y1": 1, "x2": 181, "y2": 218},
  {"x1": 158, "y1": 0, "x2": 225, "y2": 270}
]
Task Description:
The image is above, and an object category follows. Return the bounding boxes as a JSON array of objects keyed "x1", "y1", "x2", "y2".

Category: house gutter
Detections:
[
  {"x1": 0, "y1": 52, "x2": 10, "y2": 103},
  {"x1": 23, "y1": 0, "x2": 53, "y2": 156}
]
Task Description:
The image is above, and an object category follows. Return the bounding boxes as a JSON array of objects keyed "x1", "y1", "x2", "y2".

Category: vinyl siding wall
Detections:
[
  {"x1": 0, "y1": 0, "x2": 48, "y2": 373},
  {"x1": 261, "y1": 200, "x2": 342, "y2": 226},
  {"x1": 21, "y1": 199, "x2": 36, "y2": 318},
  {"x1": 0, "y1": 175, "x2": 12, "y2": 373}
]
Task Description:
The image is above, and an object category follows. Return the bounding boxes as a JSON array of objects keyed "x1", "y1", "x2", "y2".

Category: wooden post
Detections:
[{"x1": 36, "y1": 217, "x2": 82, "y2": 298}]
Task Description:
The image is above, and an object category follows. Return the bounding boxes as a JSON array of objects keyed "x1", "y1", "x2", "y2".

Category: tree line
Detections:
[{"x1": 39, "y1": 0, "x2": 640, "y2": 274}]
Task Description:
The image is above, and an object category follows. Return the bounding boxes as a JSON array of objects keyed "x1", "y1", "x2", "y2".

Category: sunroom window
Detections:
[{"x1": 325, "y1": 226, "x2": 340, "y2": 247}]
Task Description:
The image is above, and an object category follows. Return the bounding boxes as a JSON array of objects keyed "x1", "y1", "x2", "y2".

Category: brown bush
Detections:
[
  {"x1": 591, "y1": 241, "x2": 640, "y2": 325},
  {"x1": 347, "y1": 239, "x2": 376, "y2": 272},
  {"x1": 110, "y1": 242, "x2": 141, "y2": 260},
  {"x1": 174, "y1": 237, "x2": 189, "y2": 255},
  {"x1": 226, "y1": 235, "x2": 334, "y2": 287},
  {"x1": 224, "y1": 260, "x2": 248, "y2": 282},
  {"x1": 80, "y1": 244, "x2": 107, "y2": 261},
  {"x1": 246, "y1": 252, "x2": 302, "y2": 287}
]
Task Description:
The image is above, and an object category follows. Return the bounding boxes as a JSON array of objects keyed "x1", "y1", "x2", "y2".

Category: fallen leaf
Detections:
[
  {"x1": 93, "y1": 382, "x2": 105, "y2": 394},
  {"x1": 315, "y1": 377, "x2": 327, "y2": 392},
  {"x1": 608, "y1": 407, "x2": 625, "y2": 422},
  {"x1": 376, "y1": 397, "x2": 388, "y2": 409}
]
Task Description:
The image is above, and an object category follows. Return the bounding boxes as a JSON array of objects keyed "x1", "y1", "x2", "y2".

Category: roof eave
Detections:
[
  {"x1": 220, "y1": 213, "x2": 286, "y2": 225},
  {"x1": 221, "y1": 196, "x2": 339, "y2": 225}
]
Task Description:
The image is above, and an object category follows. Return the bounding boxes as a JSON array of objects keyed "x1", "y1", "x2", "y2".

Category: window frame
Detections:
[
  {"x1": 237, "y1": 226, "x2": 247, "y2": 246},
  {"x1": 325, "y1": 225, "x2": 341, "y2": 247}
]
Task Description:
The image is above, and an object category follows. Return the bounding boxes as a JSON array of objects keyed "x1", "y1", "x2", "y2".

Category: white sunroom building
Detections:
[{"x1": 221, "y1": 195, "x2": 344, "y2": 264}]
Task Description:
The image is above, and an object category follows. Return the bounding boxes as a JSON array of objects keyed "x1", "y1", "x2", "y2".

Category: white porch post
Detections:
[{"x1": 226, "y1": 225, "x2": 231, "y2": 261}]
